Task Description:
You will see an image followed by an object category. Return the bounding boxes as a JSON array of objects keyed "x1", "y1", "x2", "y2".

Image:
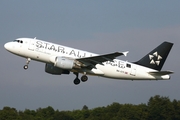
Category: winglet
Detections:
[{"x1": 123, "y1": 51, "x2": 129, "y2": 57}]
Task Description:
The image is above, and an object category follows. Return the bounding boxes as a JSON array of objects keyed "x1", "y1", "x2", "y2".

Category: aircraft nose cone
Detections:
[
  {"x1": 4, "y1": 43, "x2": 8, "y2": 49},
  {"x1": 4, "y1": 42, "x2": 11, "y2": 51}
]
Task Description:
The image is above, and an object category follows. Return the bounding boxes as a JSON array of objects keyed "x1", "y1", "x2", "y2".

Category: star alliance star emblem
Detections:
[{"x1": 149, "y1": 52, "x2": 162, "y2": 66}]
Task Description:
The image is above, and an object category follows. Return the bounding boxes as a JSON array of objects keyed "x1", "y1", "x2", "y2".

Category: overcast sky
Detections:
[{"x1": 0, "y1": 0, "x2": 180, "y2": 111}]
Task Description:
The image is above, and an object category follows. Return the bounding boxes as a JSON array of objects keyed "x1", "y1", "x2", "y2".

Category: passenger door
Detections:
[
  {"x1": 28, "y1": 39, "x2": 35, "y2": 51},
  {"x1": 130, "y1": 64, "x2": 136, "y2": 76}
]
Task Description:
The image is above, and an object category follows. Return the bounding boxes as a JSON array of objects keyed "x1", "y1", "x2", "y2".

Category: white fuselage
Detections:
[{"x1": 4, "y1": 38, "x2": 170, "y2": 80}]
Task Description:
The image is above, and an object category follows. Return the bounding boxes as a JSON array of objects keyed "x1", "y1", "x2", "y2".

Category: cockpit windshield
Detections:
[{"x1": 13, "y1": 40, "x2": 23, "y2": 43}]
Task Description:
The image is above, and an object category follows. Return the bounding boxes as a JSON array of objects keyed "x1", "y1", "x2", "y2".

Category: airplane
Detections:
[{"x1": 4, "y1": 38, "x2": 174, "y2": 85}]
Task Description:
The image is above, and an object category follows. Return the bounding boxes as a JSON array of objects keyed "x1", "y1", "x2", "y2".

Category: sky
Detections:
[{"x1": 0, "y1": 0, "x2": 180, "y2": 111}]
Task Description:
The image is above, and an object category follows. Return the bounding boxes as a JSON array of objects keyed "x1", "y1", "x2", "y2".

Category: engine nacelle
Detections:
[
  {"x1": 54, "y1": 57, "x2": 75, "y2": 70},
  {"x1": 45, "y1": 63, "x2": 70, "y2": 75}
]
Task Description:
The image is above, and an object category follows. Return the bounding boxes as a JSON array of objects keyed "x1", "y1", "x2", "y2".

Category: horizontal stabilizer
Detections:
[{"x1": 148, "y1": 71, "x2": 174, "y2": 75}]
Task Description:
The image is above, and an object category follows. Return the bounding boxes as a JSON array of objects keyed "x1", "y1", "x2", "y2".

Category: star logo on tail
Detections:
[{"x1": 149, "y1": 52, "x2": 162, "y2": 66}]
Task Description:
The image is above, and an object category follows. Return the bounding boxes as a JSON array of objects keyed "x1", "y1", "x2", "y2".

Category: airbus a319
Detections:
[{"x1": 4, "y1": 38, "x2": 173, "y2": 85}]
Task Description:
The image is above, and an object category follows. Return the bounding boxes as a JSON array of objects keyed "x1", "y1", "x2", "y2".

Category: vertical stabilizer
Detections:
[{"x1": 135, "y1": 42, "x2": 173, "y2": 71}]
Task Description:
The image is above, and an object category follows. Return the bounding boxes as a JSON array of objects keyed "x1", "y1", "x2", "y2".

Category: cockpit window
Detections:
[{"x1": 13, "y1": 40, "x2": 23, "y2": 43}]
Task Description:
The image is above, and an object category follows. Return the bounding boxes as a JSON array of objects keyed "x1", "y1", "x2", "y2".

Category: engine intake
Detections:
[
  {"x1": 45, "y1": 63, "x2": 70, "y2": 75},
  {"x1": 54, "y1": 57, "x2": 75, "y2": 70}
]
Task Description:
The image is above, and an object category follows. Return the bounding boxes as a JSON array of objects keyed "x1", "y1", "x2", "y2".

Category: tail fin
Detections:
[{"x1": 135, "y1": 41, "x2": 173, "y2": 71}]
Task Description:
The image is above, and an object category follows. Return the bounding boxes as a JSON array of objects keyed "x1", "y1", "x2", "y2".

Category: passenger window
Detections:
[
  {"x1": 126, "y1": 64, "x2": 131, "y2": 68},
  {"x1": 20, "y1": 41, "x2": 23, "y2": 43}
]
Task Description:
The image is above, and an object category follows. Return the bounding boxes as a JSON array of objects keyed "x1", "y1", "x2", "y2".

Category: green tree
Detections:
[
  {"x1": 54, "y1": 110, "x2": 74, "y2": 120},
  {"x1": 82, "y1": 105, "x2": 89, "y2": 111},
  {"x1": 172, "y1": 99, "x2": 180, "y2": 120},
  {"x1": 90, "y1": 107, "x2": 104, "y2": 120},
  {"x1": 0, "y1": 95, "x2": 179, "y2": 120},
  {"x1": 0, "y1": 107, "x2": 18, "y2": 120},
  {"x1": 35, "y1": 106, "x2": 55, "y2": 120},
  {"x1": 147, "y1": 95, "x2": 174, "y2": 120}
]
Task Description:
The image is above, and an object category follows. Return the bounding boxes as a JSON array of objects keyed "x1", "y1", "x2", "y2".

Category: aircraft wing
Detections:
[{"x1": 76, "y1": 51, "x2": 128, "y2": 68}]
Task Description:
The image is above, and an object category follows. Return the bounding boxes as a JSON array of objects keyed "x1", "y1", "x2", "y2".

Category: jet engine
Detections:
[
  {"x1": 54, "y1": 57, "x2": 75, "y2": 70},
  {"x1": 45, "y1": 63, "x2": 70, "y2": 75}
]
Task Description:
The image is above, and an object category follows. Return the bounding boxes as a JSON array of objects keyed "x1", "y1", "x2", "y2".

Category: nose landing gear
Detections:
[{"x1": 24, "y1": 58, "x2": 31, "y2": 70}]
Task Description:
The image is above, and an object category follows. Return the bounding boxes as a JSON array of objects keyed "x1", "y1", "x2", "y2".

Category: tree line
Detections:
[{"x1": 0, "y1": 95, "x2": 180, "y2": 120}]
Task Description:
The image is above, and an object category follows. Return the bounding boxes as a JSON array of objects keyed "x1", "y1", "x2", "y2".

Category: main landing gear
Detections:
[
  {"x1": 23, "y1": 58, "x2": 31, "y2": 70},
  {"x1": 73, "y1": 72, "x2": 88, "y2": 85}
]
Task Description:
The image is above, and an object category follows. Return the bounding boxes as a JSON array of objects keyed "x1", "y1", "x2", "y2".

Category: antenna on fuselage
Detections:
[{"x1": 34, "y1": 37, "x2": 36, "y2": 39}]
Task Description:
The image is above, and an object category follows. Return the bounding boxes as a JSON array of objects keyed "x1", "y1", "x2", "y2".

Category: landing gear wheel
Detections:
[
  {"x1": 23, "y1": 65, "x2": 28, "y2": 70},
  {"x1": 23, "y1": 58, "x2": 31, "y2": 70},
  {"x1": 81, "y1": 75, "x2": 88, "y2": 82},
  {"x1": 74, "y1": 78, "x2": 80, "y2": 85}
]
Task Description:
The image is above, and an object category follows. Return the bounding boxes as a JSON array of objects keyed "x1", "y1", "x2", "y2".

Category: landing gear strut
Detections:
[
  {"x1": 73, "y1": 72, "x2": 88, "y2": 85},
  {"x1": 73, "y1": 72, "x2": 80, "y2": 85},
  {"x1": 24, "y1": 58, "x2": 31, "y2": 70}
]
